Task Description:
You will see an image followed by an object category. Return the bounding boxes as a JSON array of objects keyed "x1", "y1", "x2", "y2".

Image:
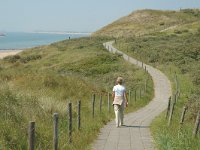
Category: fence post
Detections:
[
  {"x1": 135, "y1": 89, "x2": 137, "y2": 102},
  {"x1": 100, "y1": 94, "x2": 102, "y2": 114},
  {"x1": 128, "y1": 90, "x2": 131, "y2": 105},
  {"x1": 77, "y1": 100, "x2": 81, "y2": 130},
  {"x1": 28, "y1": 121, "x2": 35, "y2": 150},
  {"x1": 53, "y1": 113, "x2": 59, "y2": 150},
  {"x1": 108, "y1": 92, "x2": 110, "y2": 112},
  {"x1": 193, "y1": 110, "x2": 200, "y2": 138},
  {"x1": 68, "y1": 102, "x2": 72, "y2": 143},
  {"x1": 165, "y1": 97, "x2": 171, "y2": 119},
  {"x1": 139, "y1": 88, "x2": 142, "y2": 99},
  {"x1": 180, "y1": 106, "x2": 187, "y2": 124},
  {"x1": 168, "y1": 101, "x2": 175, "y2": 126},
  {"x1": 92, "y1": 94, "x2": 95, "y2": 118},
  {"x1": 144, "y1": 79, "x2": 147, "y2": 93}
]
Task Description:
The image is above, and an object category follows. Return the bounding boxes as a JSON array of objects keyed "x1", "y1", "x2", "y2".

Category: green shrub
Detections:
[
  {"x1": 174, "y1": 29, "x2": 182, "y2": 34},
  {"x1": 3, "y1": 55, "x2": 21, "y2": 63},
  {"x1": 159, "y1": 22, "x2": 165, "y2": 26},
  {"x1": 20, "y1": 54, "x2": 42, "y2": 63}
]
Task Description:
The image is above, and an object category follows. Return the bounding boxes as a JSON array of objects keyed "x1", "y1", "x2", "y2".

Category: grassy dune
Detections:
[
  {"x1": 93, "y1": 8, "x2": 200, "y2": 150},
  {"x1": 0, "y1": 37, "x2": 153, "y2": 149},
  {"x1": 93, "y1": 9, "x2": 200, "y2": 37},
  {"x1": 116, "y1": 33, "x2": 200, "y2": 150},
  {"x1": 113, "y1": 28, "x2": 200, "y2": 150}
]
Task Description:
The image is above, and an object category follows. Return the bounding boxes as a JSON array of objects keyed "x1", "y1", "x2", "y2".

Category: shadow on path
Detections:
[{"x1": 120, "y1": 125, "x2": 150, "y2": 128}]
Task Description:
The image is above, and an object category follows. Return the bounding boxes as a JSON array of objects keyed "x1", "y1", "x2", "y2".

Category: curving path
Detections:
[{"x1": 91, "y1": 41, "x2": 172, "y2": 150}]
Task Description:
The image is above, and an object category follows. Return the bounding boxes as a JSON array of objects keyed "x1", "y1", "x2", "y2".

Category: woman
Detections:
[{"x1": 112, "y1": 77, "x2": 128, "y2": 127}]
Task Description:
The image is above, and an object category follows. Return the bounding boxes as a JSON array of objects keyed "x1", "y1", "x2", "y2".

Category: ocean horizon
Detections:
[{"x1": 0, "y1": 32, "x2": 90, "y2": 50}]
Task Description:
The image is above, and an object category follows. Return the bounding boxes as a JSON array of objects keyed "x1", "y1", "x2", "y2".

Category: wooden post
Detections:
[
  {"x1": 100, "y1": 94, "x2": 102, "y2": 114},
  {"x1": 53, "y1": 113, "x2": 59, "y2": 150},
  {"x1": 68, "y1": 102, "x2": 72, "y2": 143},
  {"x1": 175, "y1": 72, "x2": 178, "y2": 92},
  {"x1": 135, "y1": 89, "x2": 137, "y2": 102},
  {"x1": 174, "y1": 94, "x2": 177, "y2": 104},
  {"x1": 92, "y1": 94, "x2": 95, "y2": 118},
  {"x1": 165, "y1": 97, "x2": 171, "y2": 119},
  {"x1": 108, "y1": 92, "x2": 110, "y2": 112},
  {"x1": 193, "y1": 110, "x2": 200, "y2": 138},
  {"x1": 77, "y1": 100, "x2": 81, "y2": 130},
  {"x1": 144, "y1": 80, "x2": 147, "y2": 93},
  {"x1": 28, "y1": 121, "x2": 35, "y2": 150},
  {"x1": 168, "y1": 101, "x2": 175, "y2": 126},
  {"x1": 142, "y1": 62, "x2": 143, "y2": 68},
  {"x1": 145, "y1": 66, "x2": 147, "y2": 72},
  {"x1": 180, "y1": 106, "x2": 187, "y2": 124},
  {"x1": 139, "y1": 88, "x2": 142, "y2": 99},
  {"x1": 128, "y1": 90, "x2": 131, "y2": 105}
]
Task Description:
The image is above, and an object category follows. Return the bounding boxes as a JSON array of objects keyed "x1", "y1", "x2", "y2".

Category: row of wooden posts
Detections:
[
  {"x1": 165, "y1": 73, "x2": 200, "y2": 138},
  {"x1": 107, "y1": 43, "x2": 149, "y2": 75},
  {"x1": 166, "y1": 96, "x2": 200, "y2": 138},
  {"x1": 27, "y1": 82, "x2": 149, "y2": 150}
]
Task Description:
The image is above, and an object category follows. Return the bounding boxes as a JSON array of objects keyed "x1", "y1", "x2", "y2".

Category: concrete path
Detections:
[{"x1": 91, "y1": 41, "x2": 172, "y2": 150}]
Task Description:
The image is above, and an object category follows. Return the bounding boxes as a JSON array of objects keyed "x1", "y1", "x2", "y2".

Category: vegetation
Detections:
[
  {"x1": 2, "y1": 7, "x2": 200, "y2": 150},
  {"x1": 93, "y1": 8, "x2": 200, "y2": 150},
  {"x1": 0, "y1": 37, "x2": 153, "y2": 149},
  {"x1": 112, "y1": 22, "x2": 200, "y2": 150},
  {"x1": 93, "y1": 9, "x2": 200, "y2": 37}
]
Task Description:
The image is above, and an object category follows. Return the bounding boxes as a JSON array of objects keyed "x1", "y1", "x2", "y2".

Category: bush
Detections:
[
  {"x1": 20, "y1": 54, "x2": 42, "y2": 63},
  {"x1": 159, "y1": 22, "x2": 165, "y2": 26},
  {"x1": 174, "y1": 30, "x2": 182, "y2": 34},
  {"x1": 3, "y1": 55, "x2": 21, "y2": 63},
  {"x1": 192, "y1": 70, "x2": 200, "y2": 85}
]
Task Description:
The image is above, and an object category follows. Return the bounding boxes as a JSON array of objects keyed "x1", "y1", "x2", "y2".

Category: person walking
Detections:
[{"x1": 112, "y1": 77, "x2": 128, "y2": 127}]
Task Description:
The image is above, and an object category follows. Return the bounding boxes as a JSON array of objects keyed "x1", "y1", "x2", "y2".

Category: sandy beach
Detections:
[{"x1": 0, "y1": 50, "x2": 23, "y2": 59}]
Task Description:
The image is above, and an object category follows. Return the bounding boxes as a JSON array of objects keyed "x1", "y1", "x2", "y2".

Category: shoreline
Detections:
[
  {"x1": 32, "y1": 31, "x2": 92, "y2": 35},
  {"x1": 0, "y1": 49, "x2": 23, "y2": 59}
]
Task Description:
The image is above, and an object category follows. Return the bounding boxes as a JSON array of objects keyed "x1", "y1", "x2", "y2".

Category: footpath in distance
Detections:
[{"x1": 91, "y1": 41, "x2": 172, "y2": 150}]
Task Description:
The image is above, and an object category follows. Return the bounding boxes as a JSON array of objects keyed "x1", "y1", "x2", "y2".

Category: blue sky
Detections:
[{"x1": 0, "y1": 0, "x2": 200, "y2": 32}]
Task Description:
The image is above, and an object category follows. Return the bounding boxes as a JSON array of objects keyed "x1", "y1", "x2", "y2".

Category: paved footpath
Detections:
[{"x1": 91, "y1": 41, "x2": 172, "y2": 150}]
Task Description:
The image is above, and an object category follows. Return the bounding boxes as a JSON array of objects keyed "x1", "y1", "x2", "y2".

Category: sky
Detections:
[{"x1": 0, "y1": 0, "x2": 200, "y2": 32}]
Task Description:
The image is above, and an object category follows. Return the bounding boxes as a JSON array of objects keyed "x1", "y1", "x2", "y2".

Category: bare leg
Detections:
[{"x1": 114, "y1": 105, "x2": 120, "y2": 127}]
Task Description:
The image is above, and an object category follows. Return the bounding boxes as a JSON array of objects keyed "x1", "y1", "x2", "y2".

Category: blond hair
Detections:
[{"x1": 116, "y1": 77, "x2": 123, "y2": 85}]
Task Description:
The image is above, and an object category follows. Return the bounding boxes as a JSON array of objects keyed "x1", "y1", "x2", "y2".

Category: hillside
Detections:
[
  {"x1": 94, "y1": 8, "x2": 200, "y2": 150},
  {"x1": 0, "y1": 37, "x2": 153, "y2": 149},
  {"x1": 93, "y1": 9, "x2": 200, "y2": 37}
]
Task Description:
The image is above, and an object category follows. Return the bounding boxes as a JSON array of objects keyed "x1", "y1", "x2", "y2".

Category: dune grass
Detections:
[
  {"x1": 93, "y1": 9, "x2": 200, "y2": 37},
  {"x1": 113, "y1": 29, "x2": 200, "y2": 149},
  {"x1": 0, "y1": 37, "x2": 153, "y2": 149}
]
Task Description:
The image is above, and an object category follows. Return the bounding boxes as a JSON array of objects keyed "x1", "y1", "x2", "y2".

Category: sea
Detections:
[{"x1": 0, "y1": 32, "x2": 90, "y2": 50}]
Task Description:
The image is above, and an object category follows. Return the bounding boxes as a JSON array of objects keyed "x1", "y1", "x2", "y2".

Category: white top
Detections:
[{"x1": 113, "y1": 84, "x2": 126, "y2": 96}]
